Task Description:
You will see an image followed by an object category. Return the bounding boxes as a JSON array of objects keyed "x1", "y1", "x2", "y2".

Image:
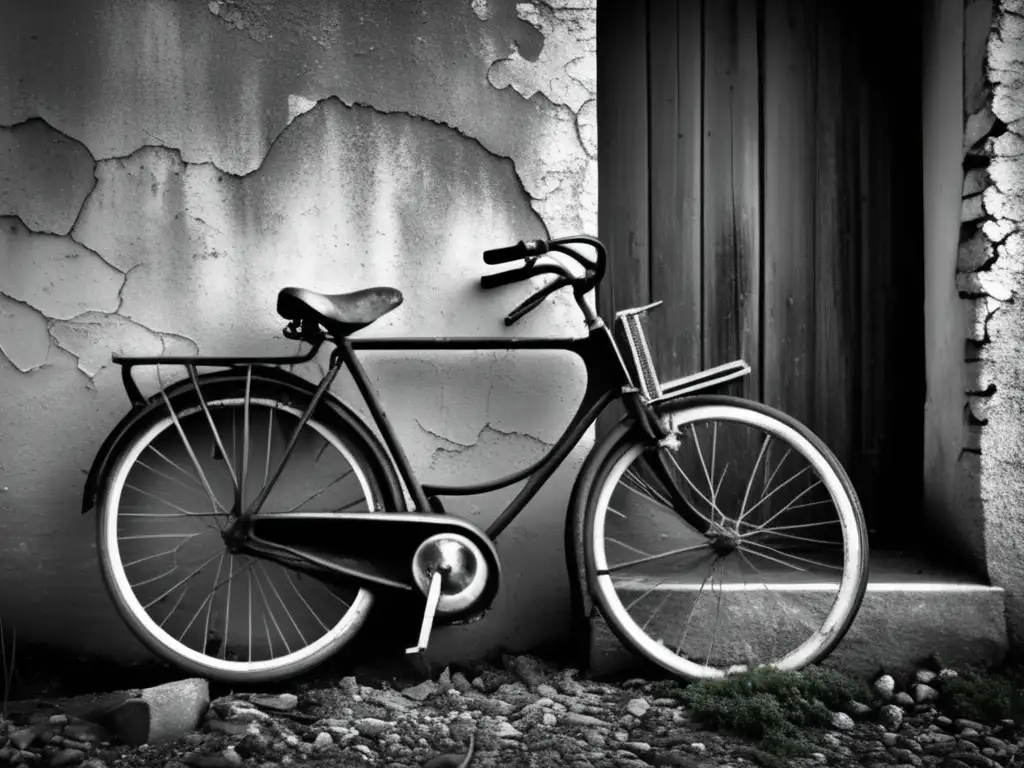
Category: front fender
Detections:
[
  {"x1": 563, "y1": 415, "x2": 638, "y2": 644},
  {"x1": 81, "y1": 365, "x2": 405, "y2": 516}
]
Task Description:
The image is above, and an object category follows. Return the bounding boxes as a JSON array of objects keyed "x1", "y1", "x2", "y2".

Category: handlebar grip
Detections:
[
  {"x1": 483, "y1": 239, "x2": 548, "y2": 265},
  {"x1": 480, "y1": 266, "x2": 533, "y2": 289}
]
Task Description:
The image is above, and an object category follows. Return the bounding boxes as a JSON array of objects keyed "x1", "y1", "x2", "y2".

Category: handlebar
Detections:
[{"x1": 479, "y1": 235, "x2": 608, "y2": 326}]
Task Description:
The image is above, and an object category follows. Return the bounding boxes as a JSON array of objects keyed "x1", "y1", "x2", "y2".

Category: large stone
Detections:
[{"x1": 140, "y1": 678, "x2": 210, "y2": 745}]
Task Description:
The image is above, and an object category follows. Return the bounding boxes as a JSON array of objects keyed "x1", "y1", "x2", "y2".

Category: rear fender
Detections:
[{"x1": 81, "y1": 365, "x2": 405, "y2": 516}]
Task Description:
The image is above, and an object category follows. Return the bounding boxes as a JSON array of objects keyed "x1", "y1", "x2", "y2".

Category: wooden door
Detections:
[{"x1": 597, "y1": 0, "x2": 924, "y2": 546}]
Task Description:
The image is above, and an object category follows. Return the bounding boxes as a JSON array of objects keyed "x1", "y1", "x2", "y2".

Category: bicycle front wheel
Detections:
[
  {"x1": 584, "y1": 395, "x2": 868, "y2": 680},
  {"x1": 97, "y1": 376, "x2": 398, "y2": 683}
]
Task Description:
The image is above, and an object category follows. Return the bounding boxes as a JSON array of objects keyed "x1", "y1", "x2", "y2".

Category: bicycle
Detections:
[{"x1": 81, "y1": 234, "x2": 869, "y2": 684}]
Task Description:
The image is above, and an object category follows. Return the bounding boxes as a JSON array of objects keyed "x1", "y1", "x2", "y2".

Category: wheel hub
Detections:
[{"x1": 706, "y1": 529, "x2": 739, "y2": 555}]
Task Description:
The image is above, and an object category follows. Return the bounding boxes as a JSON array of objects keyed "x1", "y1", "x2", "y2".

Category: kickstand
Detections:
[{"x1": 405, "y1": 569, "x2": 443, "y2": 654}]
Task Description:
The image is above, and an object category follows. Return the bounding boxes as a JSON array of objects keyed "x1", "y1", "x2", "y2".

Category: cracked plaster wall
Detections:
[
  {"x1": 0, "y1": 0, "x2": 596, "y2": 665},
  {"x1": 960, "y1": 0, "x2": 1024, "y2": 647}
]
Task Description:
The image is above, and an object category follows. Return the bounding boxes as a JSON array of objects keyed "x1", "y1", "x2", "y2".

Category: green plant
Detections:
[
  {"x1": 680, "y1": 665, "x2": 868, "y2": 758},
  {"x1": 0, "y1": 617, "x2": 15, "y2": 717},
  {"x1": 940, "y1": 664, "x2": 1024, "y2": 723}
]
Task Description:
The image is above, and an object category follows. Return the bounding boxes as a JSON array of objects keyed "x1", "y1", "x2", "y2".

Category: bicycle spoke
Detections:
[
  {"x1": 264, "y1": 407, "x2": 275, "y2": 487},
  {"x1": 603, "y1": 542, "x2": 711, "y2": 575},
  {"x1": 621, "y1": 475, "x2": 716, "y2": 529},
  {"x1": 157, "y1": 385, "x2": 224, "y2": 518},
  {"x1": 136, "y1": 458, "x2": 224, "y2": 511},
  {"x1": 120, "y1": 532, "x2": 205, "y2": 541},
  {"x1": 264, "y1": 564, "x2": 308, "y2": 647},
  {"x1": 605, "y1": 535, "x2": 653, "y2": 559},
  {"x1": 186, "y1": 366, "x2": 239, "y2": 494},
  {"x1": 742, "y1": 528, "x2": 842, "y2": 546},
  {"x1": 124, "y1": 484, "x2": 210, "y2": 520},
  {"x1": 280, "y1": 470, "x2": 355, "y2": 515},
  {"x1": 622, "y1": 468, "x2": 674, "y2": 509},
  {"x1": 222, "y1": 555, "x2": 234, "y2": 660},
  {"x1": 286, "y1": 571, "x2": 331, "y2": 632},
  {"x1": 750, "y1": 479, "x2": 825, "y2": 531},
  {"x1": 247, "y1": 569, "x2": 253, "y2": 663},
  {"x1": 674, "y1": 557, "x2": 720, "y2": 655},
  {"x1": 737, "y1": 434, "x2": 772, "y2": 527},
  {"x1": 737, "y1": 465, "x2": 813, "y2": 521},
  {"x1": 176, "y1": 557, "x2": 257, "y2": 643},
  {"x1": 689, "y1": 424, "x2": 722, "y2": 527},
  {"x1": 704, "y1": 569, "x2": 726, "y2": 668},
  {"x1": 665, "y1": 451, "x2": 726, "y2": 523},
  {"x1": 240, "y1": 367, "x2": 251, "y2": 512},
  {"x1": 144, "y1": 549, "x2": 224, "y2": 611},
  {"x1": 253, "y1": 563, "x2": 293, "y2": 655},
  {"x1": 741, "y1": 540, "x2": 843, "y2": 571},
  {"x1": 202, "y1": 552, "x2": 227, "y2": 655}
]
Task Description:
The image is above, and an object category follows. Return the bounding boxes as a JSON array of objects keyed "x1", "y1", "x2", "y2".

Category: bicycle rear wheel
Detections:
[
  {"x1": 96, "y1": 375, "x2": 398, "y2": 683},
  {"x1": 584, "y1": 395, "x2": 868, "y2": 680}
]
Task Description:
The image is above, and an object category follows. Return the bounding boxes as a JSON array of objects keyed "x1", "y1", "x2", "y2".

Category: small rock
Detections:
[
  {"x1": 337, "y1": 676, "x2": 359, "y2": 697},
  {"x1": 221, "y1": 748, "x2": 243, "y2": 766},
  {"x1": 49, "y1": 715, "x2": 69, "y2": 727},
  {"x1": 849, "y1": 701, "x2": 873, "y2": 717},
  {"x1": 954, "y1": 719, "x2": 986, "y2": 732},
  {"x1": 880, "y1": 704, "x2": 905, "y2": 731},
  {"x1": 312, "y1": 732, "x2": 333, "y2": 750},
  {"x1": 536, "y1": 683, "x2": 559, "y2": 699},
  {"x1": 882, "y1": 733, "x2": 899, "y2": 746},
  {"x1": 916, "y1": 669, "x2": 938, "y2": 685},
  {"x1": 625, "y1": 698, "x2": 650, "y2": 718},
  {"x1": 914, "y1": 684, "x2": 939, "y2": 703},
  {"x1": 874, "y1": 675, "x2": 896, "y2": 700},
  {"x1": 353, "y1": 718, "x2": 394, "y2": 738},
  {"x1": 831, "y1": 712, "x2": 855, "y2": 731},
  {"x1": 50, "y1": 749, "x2": 86, "y2": 767},
  {"x1": 402, "y1": 681, "x2": 437, "y2": 702},
  {"x1": 249, "y1": 694, "x2": 297, "y2": 712},
  {"x1": 493, "y1": 722, "x2": 522, "y2": 739},
  {"x1": 142, "y1": 678, "x2": 210, "y2": 745},
  {"x1": 895, "y1": 692, "x2": 915, "y2": 708},
  {"x1": 939, "y1": 669, "x2": 960, "y2": 681},
  {"x1": 542, "y1": 712, "x2": 557, "y2": 726}
]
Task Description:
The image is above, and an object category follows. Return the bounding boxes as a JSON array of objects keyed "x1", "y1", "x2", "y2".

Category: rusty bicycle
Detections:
[{"x1": 82, "y1": 234, "x2": 868, "y2": 684}]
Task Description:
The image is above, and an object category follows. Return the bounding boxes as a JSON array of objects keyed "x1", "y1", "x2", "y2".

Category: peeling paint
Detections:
[
  {"x1": 0, "y1": 294, "x2": 52, "y2": 372},
  {"x1": 71, "y1": 96, "x2": 575, "y2": 344},
  {"x1": 425, "y1": 423, "x2": 551, "y2": 475},
  {"x1": 487, "y1": 2, "x2": 596, "y2": 113},
  {"x1": 0, "y1": 216, "x2": 124, "y2": 319},
  {"x1": 49, "y1": 312, "x2": 198, "y2": 379},
  {"x1": 0, "y1": 119, "x2": 97, "y2": 235}
]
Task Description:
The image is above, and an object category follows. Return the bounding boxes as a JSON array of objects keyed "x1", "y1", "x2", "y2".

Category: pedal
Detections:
[{"x1": 405, "y1": 568, "x2": 444, "y2": 654}]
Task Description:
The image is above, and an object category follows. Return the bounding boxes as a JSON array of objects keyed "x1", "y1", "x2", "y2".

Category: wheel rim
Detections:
[
  {"x1": 101, "y1": 397, "x2": 379, "y2": 676},
  {"x1": 590, "y1": 404, "x2": 865, "y2": 680}
]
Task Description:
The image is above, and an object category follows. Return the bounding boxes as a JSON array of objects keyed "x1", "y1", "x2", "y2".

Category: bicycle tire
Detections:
[
  {"x1": 583, "y1": 395, "x2": 869, "y2": 680},
  {"x1": 96, "y1": 374, "x2": 404, "y2": 684}
]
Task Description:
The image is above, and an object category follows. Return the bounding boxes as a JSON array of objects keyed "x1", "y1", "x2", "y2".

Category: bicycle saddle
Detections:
[{"x1": 277, "y1": 286, "x2": 404, "y2": 336}]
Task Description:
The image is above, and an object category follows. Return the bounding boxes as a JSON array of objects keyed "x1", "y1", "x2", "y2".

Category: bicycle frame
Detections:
[{"x1": 111, "y1": 323, "x2": 631, "y2": 541}]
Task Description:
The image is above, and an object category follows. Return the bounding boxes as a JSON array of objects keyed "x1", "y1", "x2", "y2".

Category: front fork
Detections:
[{"x1": 622, "y1": 390, "x2": 724, "y2": 539}]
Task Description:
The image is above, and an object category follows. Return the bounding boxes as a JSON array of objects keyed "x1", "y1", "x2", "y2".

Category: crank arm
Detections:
[{"x1": 406, "y1": 570, "x2": 443, "y2": 654}]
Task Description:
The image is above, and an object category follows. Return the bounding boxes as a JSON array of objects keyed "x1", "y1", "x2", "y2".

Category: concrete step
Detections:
[{"x1": 586, "y1": 550, "x2": 1007, "y2": 679}]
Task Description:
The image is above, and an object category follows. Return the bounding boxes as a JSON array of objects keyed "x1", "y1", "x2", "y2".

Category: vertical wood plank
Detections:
[
  {"x1": 812, "y1": 4, "x2": 859, "y2": 482},
  {"x1": 597, "y1": 0, "x2": 649, "y2": 323},
  {"x1": 702, "y1": 0, "x2": 761, "y2": 400},
  {"x1": 762, "y1": 0, "x2": 817, "y2": 425},
  {"x1": 648, "y1": 0, "x2": 703, "y2": 382}
]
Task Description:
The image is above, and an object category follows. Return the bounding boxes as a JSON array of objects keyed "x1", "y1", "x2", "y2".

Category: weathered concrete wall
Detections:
[
  {"x1": 963, "y1": 0, "x2": 1024, "y2": 645},
  {"x1": 0, "y1": 0, "x2": 597, "y2": 665}
]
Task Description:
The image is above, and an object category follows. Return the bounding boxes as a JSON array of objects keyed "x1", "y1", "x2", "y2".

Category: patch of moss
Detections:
[
  {"x1": 679, "y1": 665, "x2": 868, "y2": 758},
  {"x1": 940, "y1": 664, "x2": 1024, "y2": 723}
]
